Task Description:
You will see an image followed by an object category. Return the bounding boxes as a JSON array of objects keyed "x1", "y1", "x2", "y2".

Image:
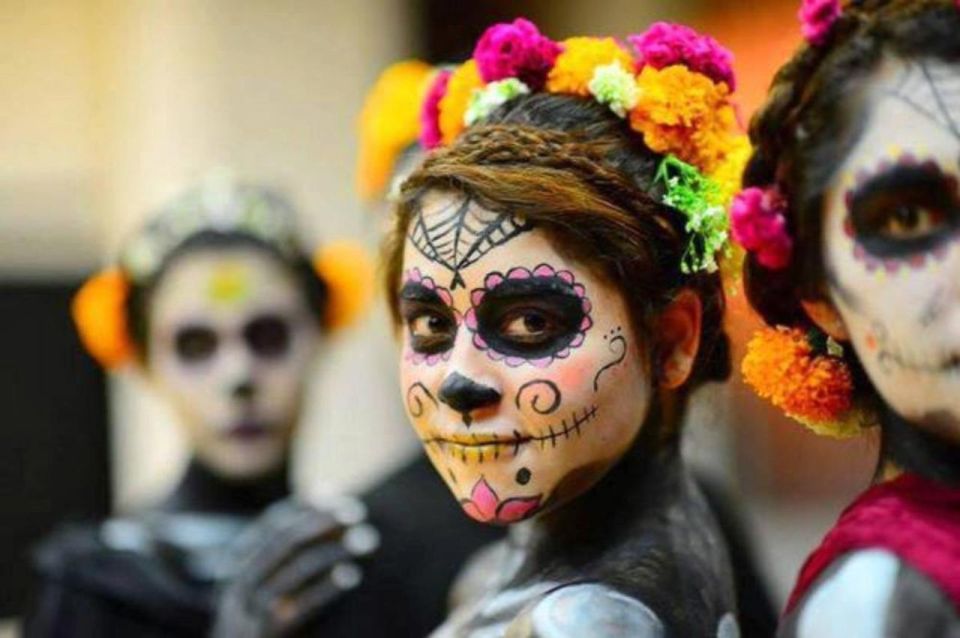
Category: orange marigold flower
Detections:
[
  {"x1": 439, "y1": 60, "x2": 483, "y2": 145},
  {"x1": 545, "y1": 37, "x2": 635, "y2": 97},
  {"x1": 357, "y1": 60, "x2": 434, "y2": 201},
  {"x1": 630, "y1": 65, "x2": 737, "y2": 174},
  {"x1": 313, "y1": 241, "x2": 375, "y2": 331},
  {"x1": 742, "y1": 326, "x2": 856, "y2": 437},
  {"x1": 72, "y1": 268, "x2": 134, "y2": 369}
]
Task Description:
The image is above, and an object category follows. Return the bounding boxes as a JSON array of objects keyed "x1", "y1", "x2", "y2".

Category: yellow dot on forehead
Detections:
[{"x1": 207, "y1": 262, "x2": 252, "y2": 305}]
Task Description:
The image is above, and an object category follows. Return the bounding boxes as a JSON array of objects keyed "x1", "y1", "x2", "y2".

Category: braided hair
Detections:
[
  {"x1": 384, "y1": 93, "x2": 731, "y2": 396},
  {"x1": 742, "y1": 0, "x2": 960, "y2": 481}
]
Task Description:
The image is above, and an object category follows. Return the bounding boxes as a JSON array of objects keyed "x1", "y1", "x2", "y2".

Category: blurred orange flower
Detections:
[
  {"x1": 72, "y1": 268, "x2": 134, "y2": 369},
  {"x1": 439, "y1": 60, "x2": 483, "y2": 145}
]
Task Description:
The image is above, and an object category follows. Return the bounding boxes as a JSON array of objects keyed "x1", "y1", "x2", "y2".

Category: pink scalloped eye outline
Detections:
[
  {"x1": 842, "y1": 154, "x2": 960, "y2": 274},
  {"x1": 463, "y1": 263, "x2": 593, "y2": 368},
  {"x1": 403, "y1": 267, "x2": 460, "y2": 367}
]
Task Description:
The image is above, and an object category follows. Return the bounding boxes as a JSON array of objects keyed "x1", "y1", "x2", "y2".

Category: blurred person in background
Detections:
[
  {"x1": 383, "y1": 18, "x2": 768, "y2": 636},
  {"x1": 29, "y1": 176, "x2": 376, "y2": 637},
  {"x1": 735, "y1": 0, "x2": 960, "y2": 634}
]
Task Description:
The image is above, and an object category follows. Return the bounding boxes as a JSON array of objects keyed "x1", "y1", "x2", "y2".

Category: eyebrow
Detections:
[
  {"x1": 399, "y1": 282, "x2": 444, "y2": 303},
  {"x1": 482, "y1": 275, "x2": 578, "y2": 298}
]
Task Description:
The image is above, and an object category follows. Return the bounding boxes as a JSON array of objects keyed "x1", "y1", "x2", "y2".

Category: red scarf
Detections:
[{"x1": 785, "y1": 473, "x2": 960, "y2": 615}]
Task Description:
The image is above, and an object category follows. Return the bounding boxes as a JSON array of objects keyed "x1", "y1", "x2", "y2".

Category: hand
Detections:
[{"x1": 211, "y1": 497, "x2": 379, "y2": 638}]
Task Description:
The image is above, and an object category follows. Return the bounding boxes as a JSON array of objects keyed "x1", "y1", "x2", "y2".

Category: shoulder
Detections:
[
  {"x1": 789, "y1": 549, "x2": 902, "y2": 638},
  {"x1": 510, "y1": 583, "x2": 667, "y2": 638}
]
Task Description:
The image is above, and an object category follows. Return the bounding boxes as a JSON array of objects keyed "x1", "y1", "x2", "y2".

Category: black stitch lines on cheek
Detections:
[
  {"x1": 406, "y1": 197, "x2": 533, "y2": 289},
  {"x1": 465, "y1": 264, "x2": 593, "y2": 368}
]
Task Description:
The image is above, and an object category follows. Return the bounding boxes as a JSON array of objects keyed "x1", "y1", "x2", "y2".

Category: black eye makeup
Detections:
[
  {"x1": 243, "y1": 314, "x2": 291, "y2": 359},
  {"x1": 174, "y1": 325, "x2": 218, "y2": 363},
  {"x1": 846, "y1": 156, "x2": 960, "y2": 259},
  {"x1": 465, "y1": 265, "x2": 593, "y2": 367},
  {"x1": 399, "y1": 278, "x2": 459, "y2": 358}
]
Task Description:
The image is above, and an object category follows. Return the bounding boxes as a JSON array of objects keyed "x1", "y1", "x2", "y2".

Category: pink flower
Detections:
[
  {"x1": 799, "y1": 0, "x2": 842, "y2": 46},
  {"x1": 460, "y1": 476, "x2": 541, "y2": 524},
  {"x1": 731, "y1": 187, "x2": 794, "y2": 270},
  {"x1": 473, "y1": 18, "x2": 562, "y2": 89},
  {"x1": 627, "y1": 22, "x2": 736, "y2": 90},
  {"x1": 420, "y1": 69, "x2": 452, "y2": 149}
]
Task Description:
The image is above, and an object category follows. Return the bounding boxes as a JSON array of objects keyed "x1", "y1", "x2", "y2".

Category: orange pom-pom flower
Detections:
[
  {"x1": 438, "y1": 60, "x2": 484, "y2": 145},
  {"x1": 72, "y1": 268, "x2": 135, "y2": 369},
  {"x1": 742, "y1": 326, "x2": 862, "y2": 438},
  {"x1": 546, "y1": 37, "x2": 635, "y2": 97},
  {"x1": 313, "y1": 241, "x2": 375, "y2": 331}
]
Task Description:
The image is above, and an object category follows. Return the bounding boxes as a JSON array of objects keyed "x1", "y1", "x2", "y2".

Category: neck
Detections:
[
  {"x1": 511, "y1": 402, "x2": 683, "y2": 559},
  {"x1": 161, "y1": 457, "x2": 291, "y2": 515},
  {"x1": 879, "y1": 402, "x2": 960, "y2": 487}
]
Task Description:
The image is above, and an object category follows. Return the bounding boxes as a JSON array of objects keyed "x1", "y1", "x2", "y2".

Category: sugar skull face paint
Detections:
[
  {"x1": 147, "y1": 247, "x2": 320, "y2": 479},
  {"x1": 398, "y1": 191, "x2": 650, "y2": 524},
  {"x1": 821, "y1": 57, "x2": 960, "y2": 440}
]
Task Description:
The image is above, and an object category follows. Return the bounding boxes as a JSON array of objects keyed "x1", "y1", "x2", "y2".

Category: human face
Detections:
[
  {"x1": 397, "y1": 192, "x2": 651, "y2": 525},
  {"x1": 146, "y1": 247, "x2": 320, "y2": 479},
  {"x1": 821, "y1": 57, "x2": 960, "y2": 441}
]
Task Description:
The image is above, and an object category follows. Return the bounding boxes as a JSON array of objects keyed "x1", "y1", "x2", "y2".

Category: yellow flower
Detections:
[
  {"x1": 439, "y1": 60, "x2": 483, "y2": 145},
  {"x1": 630, "y1": 65, "x2": 737, "y2": 174},
  {"x1": 709, "y1": 134, "x2": 752, "y2": 207},
  {"x1": 546, "y1": 37, "x2": 635, "y2": 97},
  {"x1": 72, "y1": 269, "x2": 134, "y2": 369},
  {"x1": 357, "y1": 60, "x2": 434, "y2": 201},
  {"x1": 742, "y1": 326, "x2": 860, "y2": 438}
]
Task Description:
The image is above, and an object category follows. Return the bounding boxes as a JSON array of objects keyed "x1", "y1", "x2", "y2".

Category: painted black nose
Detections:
[
  {"x1": 232, "y1": 380, "x2": 256, "y2": 401},
  {"x1": 438, "y1": 372, "x2": 501, "y2": 425}
]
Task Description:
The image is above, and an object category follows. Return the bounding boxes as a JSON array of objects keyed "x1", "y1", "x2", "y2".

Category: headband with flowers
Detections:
[
  {"x1": 73, "y1": 176, "x2": 372, "y2": 369},
  {"x1": 417, "y1": 18, "x2": 750, "y2": 275}
]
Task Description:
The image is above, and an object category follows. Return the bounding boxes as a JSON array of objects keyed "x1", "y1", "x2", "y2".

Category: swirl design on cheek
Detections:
[
  {"x1": 593, "y1": 327, "x2": 627, "y2": 391},
  {"x1": 406, "y1": 382, "x2": 439, "y2": 418},
  {"x1": 515, "y1": 379, "x2": 562, "y2": 415}
]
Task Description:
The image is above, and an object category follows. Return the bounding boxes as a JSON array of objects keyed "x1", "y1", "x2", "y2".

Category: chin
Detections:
[{"x1": 205, "y1": 438, "x2": 288, "y2": 481}]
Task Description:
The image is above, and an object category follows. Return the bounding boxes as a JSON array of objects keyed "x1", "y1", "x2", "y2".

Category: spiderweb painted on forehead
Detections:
[
  {"x1": 407, "y1": 196, "x2": 534, "y2": 289},
  {"x1": 886, "y1": 60, "x2": 960, "y2": 141}
]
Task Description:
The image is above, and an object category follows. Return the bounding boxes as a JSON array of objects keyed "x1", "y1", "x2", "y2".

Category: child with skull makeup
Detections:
[
  {"x1": 383, "y1": 20, "x2": 750, "y2": 637},
  {"x1": 734, "y1": 0, "x2": 960, "y2": 634},
  {"x1": 30, "y1": 178, "x2": 375, "y2": 637}
]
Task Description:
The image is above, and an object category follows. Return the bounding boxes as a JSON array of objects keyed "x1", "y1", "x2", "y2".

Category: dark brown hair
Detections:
[
  {"x1": 742, "y1": 0, "x2": 960, "y2": 480},
  {"x1": 383, "y1": 93, "x2": 731, "y2": 393}
]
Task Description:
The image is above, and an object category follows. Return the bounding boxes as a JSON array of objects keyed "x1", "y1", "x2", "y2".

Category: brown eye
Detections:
[
  {"x1": 878, "y1": 205, "x2": 947, "y2": 240},
  {"x1": 408, "y1": 311, "x2": 455, "y2": 354},
  {"x1": 244, "y1": 315, "x2": 291, "y2": 359},
  {"x1": 175, "y1": 325, "x2": 218, "y2": 363},
  {"x1": 501, "y1": 311, "x2": 554, "y2": 343}
]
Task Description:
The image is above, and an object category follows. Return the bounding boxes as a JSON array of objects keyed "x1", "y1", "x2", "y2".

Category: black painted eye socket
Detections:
[
  {"x1": 399, "y1": 282, "x2": 458, "y2": 355},
  {"x1": 244, "y1": 315, "x2": 291, "y2": 359},
  {"x1": 850, "y1": 162, "x2": 960, "y2": 256},
  {"x1": 475, "y1": 277, "x2": 586, "y2": 359},
  {"x1": 174, "y1": 325, "x2": 218, "y2": 363}
]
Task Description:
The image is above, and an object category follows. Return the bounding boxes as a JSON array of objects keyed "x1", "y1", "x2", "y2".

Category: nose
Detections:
[
  {"x1": 438, "y1": 372, "x2": 501, "y2": 426},
  {"x1": 232, "y1": 379, "x2": 256, "y2": 401}
]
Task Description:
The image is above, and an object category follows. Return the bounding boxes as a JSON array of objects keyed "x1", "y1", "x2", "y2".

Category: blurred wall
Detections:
[{"x1": 0, "y1": 0, "x2": 420, "y2": 510}]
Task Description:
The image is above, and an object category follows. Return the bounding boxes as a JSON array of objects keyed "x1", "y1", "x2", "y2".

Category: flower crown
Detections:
[
  {"x1": 418, "y1": 18, "x2": 750, "y2": 274},
  {"x1": 357, "y1": 60, "x2": 435, "y2": 202},
  {"x1": 73, "y1": 175, "x2": 372, "y2": 369}
]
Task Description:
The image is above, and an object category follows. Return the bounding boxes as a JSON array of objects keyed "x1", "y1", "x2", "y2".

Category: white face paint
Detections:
[
  {"x1": 822, "y1": 57, "x2": 960, "y2": 441},
  {"x1": 397, "y1": 193, "x2": 652, "y2": 524},
  {"x1": 146, "y1": 247, "x2": 320, "y2": 479}
]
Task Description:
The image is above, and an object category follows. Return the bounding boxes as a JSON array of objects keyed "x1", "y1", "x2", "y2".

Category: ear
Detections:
[
  {"x1": 656, "y1": 289, "x2": 702, "y2": 390},
  {"x1": 801, "y1": 299, "x2": 850, "y2": 341}
]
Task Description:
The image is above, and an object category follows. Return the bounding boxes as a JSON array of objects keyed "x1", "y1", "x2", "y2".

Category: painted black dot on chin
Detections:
[{"x1": 516, "y1": 467, "x2": 531, "y2": 485}]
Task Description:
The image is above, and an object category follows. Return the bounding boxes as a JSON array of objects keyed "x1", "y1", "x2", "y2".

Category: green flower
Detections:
[
  {"x1": 464, "y1": 78, "x2": 531, "y2": 126},
  {"x1": 587, "y1": 61, "x2": 639, "y2": 118},
  {"x1": 655, "y1": 155, "x2": 730, "y2": 274}
]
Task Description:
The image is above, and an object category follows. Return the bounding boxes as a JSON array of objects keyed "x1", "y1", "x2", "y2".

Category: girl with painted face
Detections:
[
  {"x1": 384, "y1": 19, "x2": 751, "y2": 637},
  {"x1": 30, "y1": 178, "x2": 372, "y2": 637},
  {"x1": 733, "y1": 0, "x2": 960, "y2": 634}
]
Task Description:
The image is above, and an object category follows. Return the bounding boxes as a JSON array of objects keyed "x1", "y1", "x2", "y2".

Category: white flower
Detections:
[
  {"x1": 587, "y1": 61, "x2": 640, "y2": 118},
  {"x1": 464, "y1": 78, "x2": 531, "y2": 126}
]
